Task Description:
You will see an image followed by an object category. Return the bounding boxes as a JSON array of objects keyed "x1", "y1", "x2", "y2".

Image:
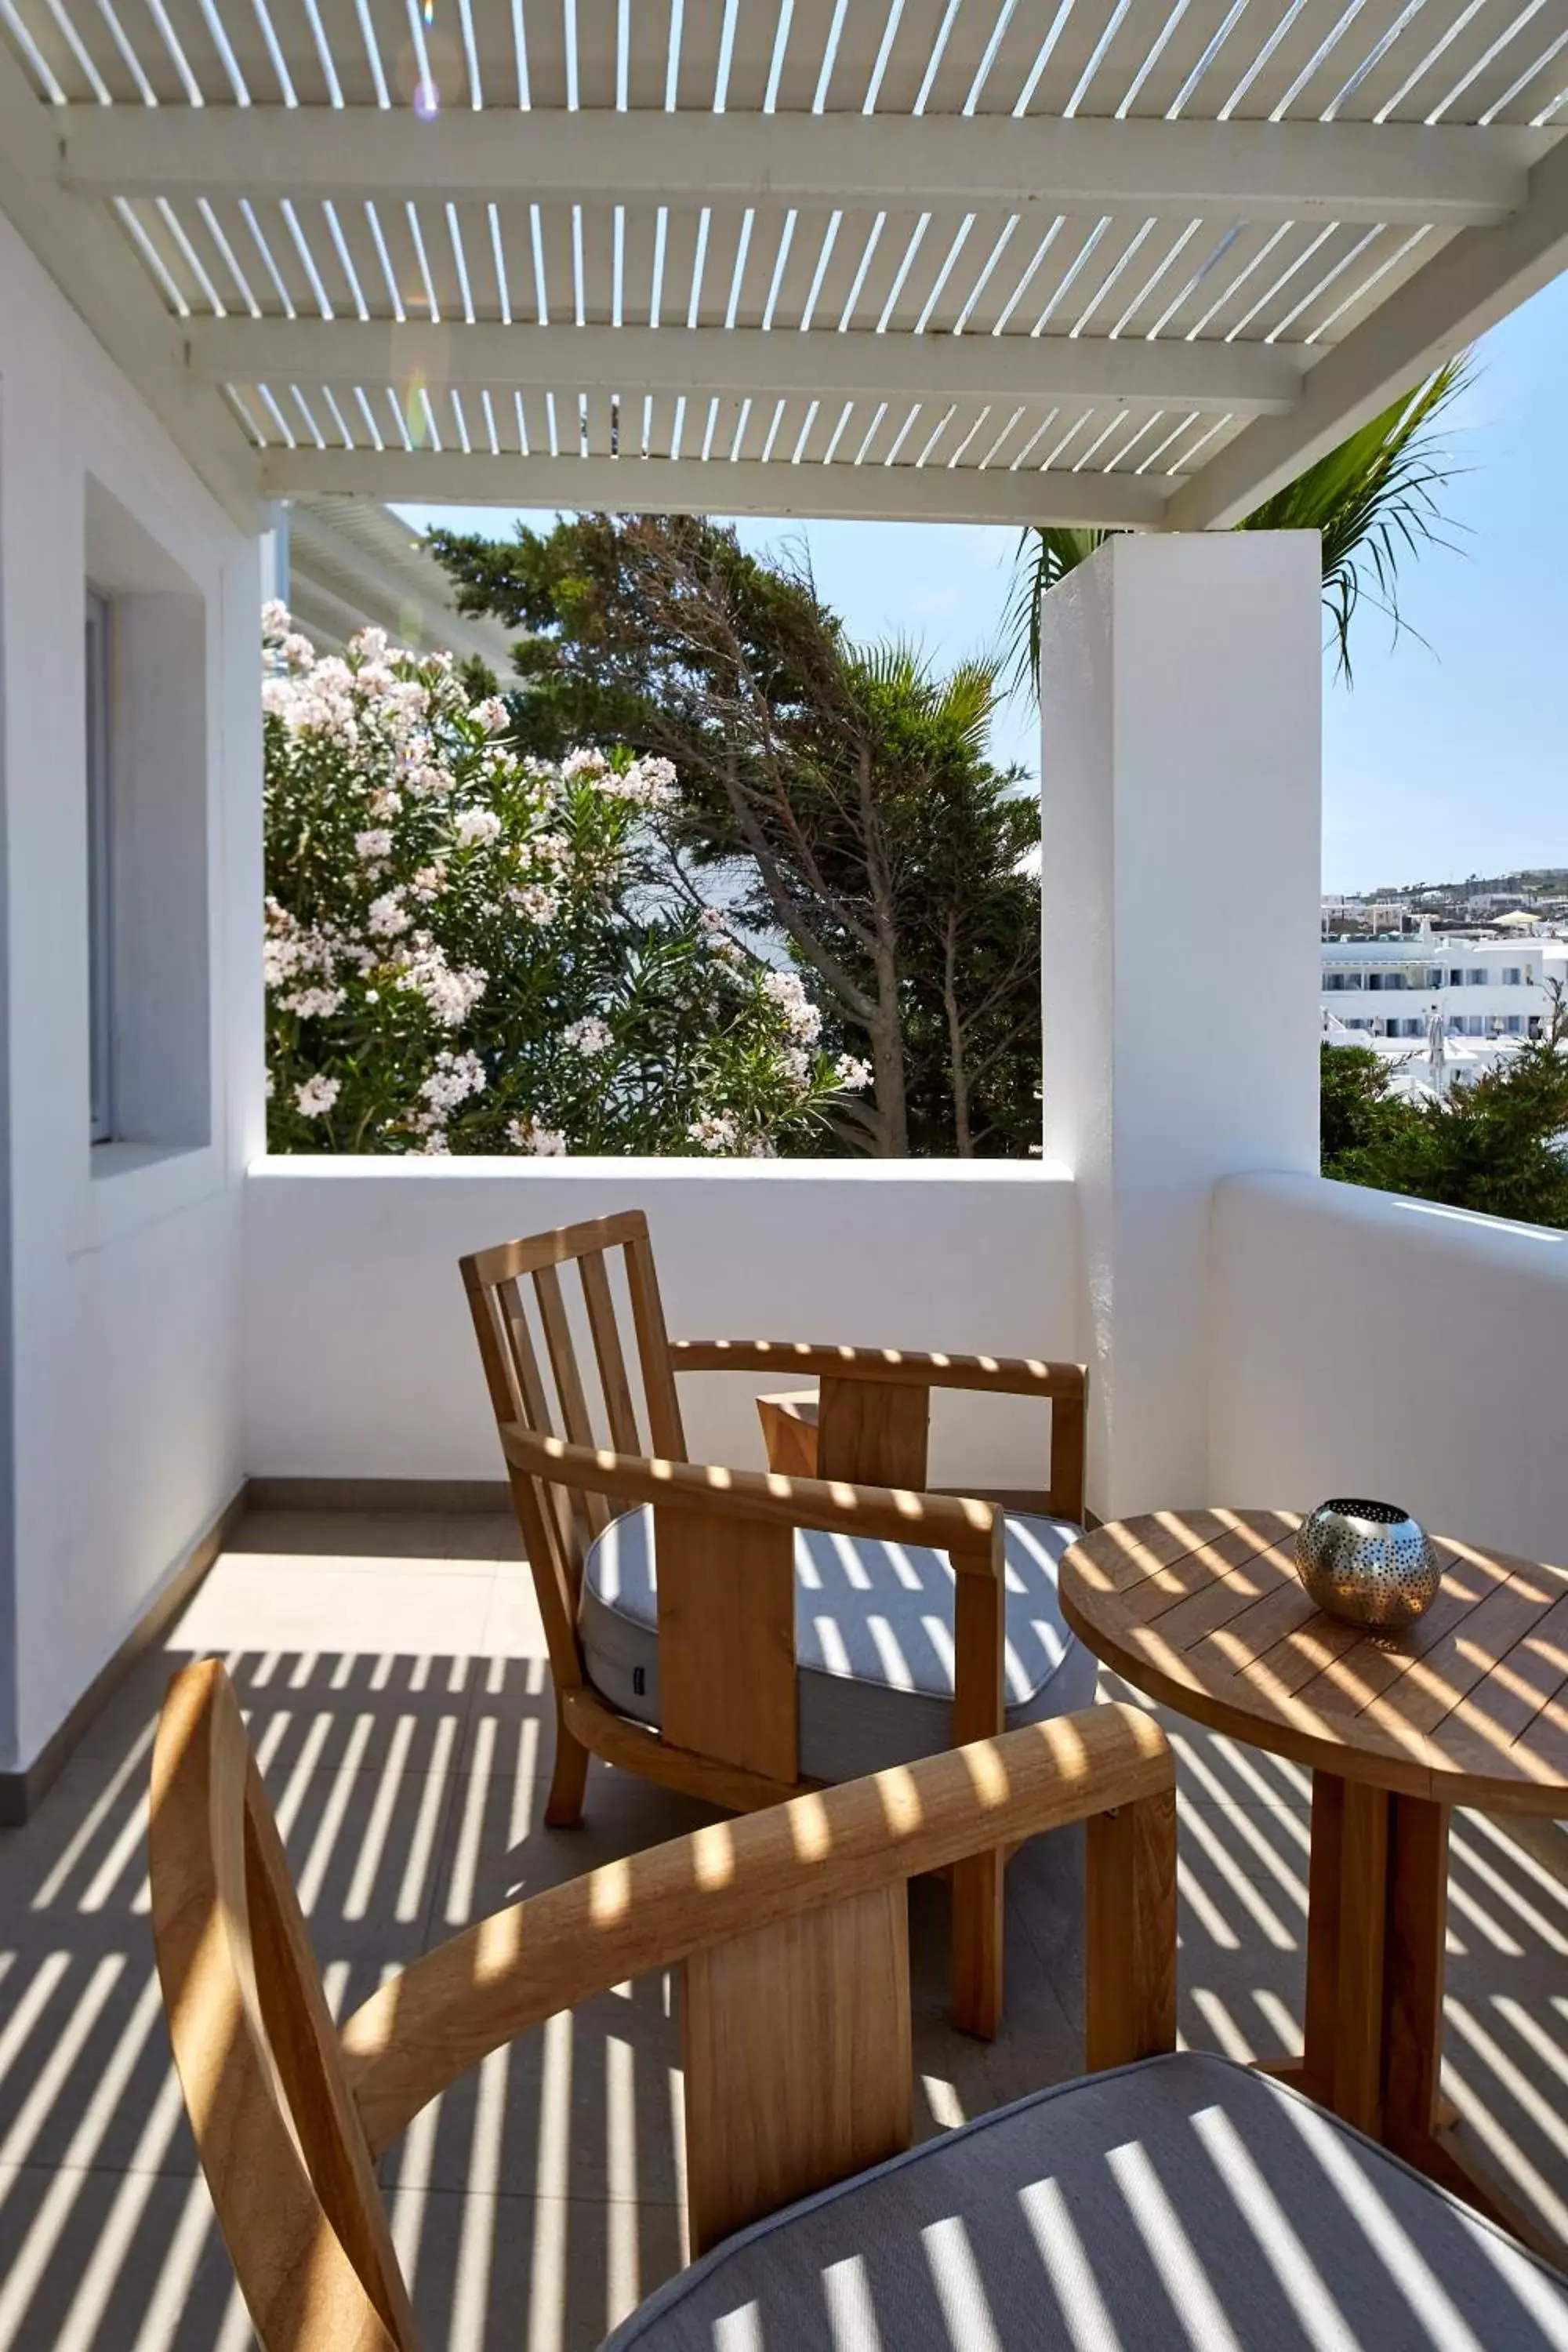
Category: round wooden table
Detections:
[{"x1": 1060, "y1": 1508, "x2": 1568, "y2": 2248}]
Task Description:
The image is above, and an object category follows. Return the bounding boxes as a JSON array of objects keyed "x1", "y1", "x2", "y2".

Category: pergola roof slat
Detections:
[
  {"x1": 187, "y1": 317, "x2": 1305, "y2": 412},
  {"x1": 259, "y1": 445, "x2": 1178, "y2": 525},
  {"x1": 60, "y1": 108, "x2": 1544, "y2": 229}
]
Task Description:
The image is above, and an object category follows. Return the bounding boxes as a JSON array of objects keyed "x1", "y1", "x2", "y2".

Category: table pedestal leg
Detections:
[{"x1": 1294, "y1": 1772, "x2": 1553, "y2": 2256}]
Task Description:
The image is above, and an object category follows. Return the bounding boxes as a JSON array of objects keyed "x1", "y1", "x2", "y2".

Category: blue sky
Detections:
[{"x1": 397, "y1": 267, "x2": 1568, "y2": 898}]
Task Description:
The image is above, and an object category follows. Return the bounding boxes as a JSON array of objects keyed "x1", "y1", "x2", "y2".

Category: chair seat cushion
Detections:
[
  {"x1": 578, "y1": 1504, "x2": 1097, "y2": 1784},
  {"x1": 603, "y1": 2051, "x2": 1568, "y2": 2350}
]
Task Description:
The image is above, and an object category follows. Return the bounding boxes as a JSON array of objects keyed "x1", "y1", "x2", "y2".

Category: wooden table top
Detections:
[{"x1": 1060, "y1": 1510, "x2": 1568, "y2": 1814}]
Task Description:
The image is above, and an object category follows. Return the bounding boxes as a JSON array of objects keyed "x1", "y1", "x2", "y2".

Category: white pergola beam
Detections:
[
  {"x1": 261, "y1": 448, "x2": 1170, "y2": 528},
  {"x1": 0, "y1": 47, "x2": 258, "y2": 527},
  {"x1": 60, "y1": 109, "x2": 1544, "y2": 230},
  {"x1": 191, "y1": 319, "x2": 1299, "y2": 415},
  {"x1": 1167, "y1": 132, "x2": 1568, "y2": 530}
]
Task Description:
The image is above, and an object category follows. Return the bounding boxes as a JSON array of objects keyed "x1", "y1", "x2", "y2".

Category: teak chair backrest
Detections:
[
  {"x1": 151, "y1": 1658, "x2": 1178, "y2": 2350},
  {"x1": 460, "y1": 1210, "x2": 686, "y2": 1697},
  {"x1": 150, "y1": 1663, "x2": 417, "y2": 2352}
]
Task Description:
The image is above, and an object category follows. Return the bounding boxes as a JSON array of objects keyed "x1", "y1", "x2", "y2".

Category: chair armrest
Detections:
[
  {"x1": 499, "y1": 1421, "x2": 1004, "y2": 1564},
  {"x1": 671, "y1": 1339, "x2": 1087, "y2": 1401},
  {"x1": 340, "y1": 1703, "x2": 1174, "y2": 2154}
]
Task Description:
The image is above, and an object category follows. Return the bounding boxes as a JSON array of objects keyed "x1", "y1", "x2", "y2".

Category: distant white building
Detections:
[
  {"x1": 1322, "y1": 934, "x2": 1568, "y2": 1046},
  {"x1": 1320, "y1": 895, "x2": 1411, "y2": 934},
  {"x1": 266, "y1": 499, "x2": 519, "y2": 674},
  {"x1": 1465, "y1": 890, "x2": 1539, "y2": 916}
]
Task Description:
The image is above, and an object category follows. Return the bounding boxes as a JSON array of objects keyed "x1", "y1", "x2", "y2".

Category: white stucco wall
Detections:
[
  {"x1": 0, "y1": 216, "x2": 263, "y2": 1770},
  {"x1": 1040, "y1": 532, "x2": 1322, "y2": 1519},
  {"x1": 1210, "y1": 1173, "x2": 1568, "y2": 1563},
  {"x1": 243, "y1": 1160, "x2": 1080, "y2": 1490}
]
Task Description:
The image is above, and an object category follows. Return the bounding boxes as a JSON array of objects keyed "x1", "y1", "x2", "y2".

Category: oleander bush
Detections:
[{"x1": 261, "y1": 604, "x2": 867, "y2": 1156}]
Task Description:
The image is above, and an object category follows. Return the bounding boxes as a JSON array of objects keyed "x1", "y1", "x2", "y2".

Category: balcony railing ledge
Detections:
[
  {"x1": 246, "y1": 1152, "x2": 1076, "y2": 1186},
  {"x1": 1218, "y1": 1167, "x2": 1568, "y2": 1261}
]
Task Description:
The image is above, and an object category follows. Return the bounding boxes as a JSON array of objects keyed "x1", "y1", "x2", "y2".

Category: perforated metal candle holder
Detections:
[{"x1": 1294, "y1": 1498, "x2": 1441, "y2": 1632}]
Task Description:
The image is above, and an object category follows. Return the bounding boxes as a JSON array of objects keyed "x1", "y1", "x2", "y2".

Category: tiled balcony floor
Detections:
[{"x1": 2, "y1": 1508, "x2": 1566, "y2": 2350}]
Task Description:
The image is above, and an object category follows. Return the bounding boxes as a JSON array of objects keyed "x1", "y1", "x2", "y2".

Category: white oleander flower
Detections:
[
  {"x1": 419, "y1": 1049, "x2": 487, "y2": 1112},
  {"x1": 350, "y1": 625, "x2": 389, "y2": 662},
  {"x1": 688, "y1": 1111, "x2": 739, "y2": 1152},
  {"x1": 561, "y1": 746, "x2": 609, "y2": 782},
  {"x1": 833, "y1": 1054, "x2": 873, "y2": 1091},
  {"x1": 563, "y1": 1016, "x2": 613, "y2": 1056},
  {"x1": 761, "y1": 970, "x2": 822, "y2": 1043},
  {"x1": 613, "y1": 755, "x2": 678, "y2": 808},
  {"x1": 509, "y1": 883, "x2": 560, "y2": 924},
  {"x1": 385, "y1": 681, "x2": 430, "y2": 726},
  {"x1": 397, "y1": 940, "x2": 487, "y2": 1026},
  {"x1": 295, "y1": 1073, "x2": 340, "y2": 1119},
  {"x1": 261, "y1": 598, "x2": 291, "y2": 644},
  {"x1": 473, "y1": 696, "x2": 511, "y2": 735},
  {"x1": 779, "y1": 1046, "x2": 812, "y2": 1087},
  {"x1": 354, "y1": 827, "x2": 394, "y2": 862},
  {"x1": 279, "y1": 986, "x2": 345, "y2": 1020},
  {"x1": 453, "y1": 807, "x2": 503, "y2": 849},
  {"x1": 368, "y1": 891, "x2": 412, "y2": 938},
  {"x1": 507, "y1": 1117, "x2": 568, "y2": 1155}
]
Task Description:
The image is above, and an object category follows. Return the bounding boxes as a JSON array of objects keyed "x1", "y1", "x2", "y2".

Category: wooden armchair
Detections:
[
  {"x1": 152, "y1": 1664, "x2": 1568, "y2": 2352},
  {"x1": 461, "y1": 1210, "x2": 1094, "y2": 2036},
  {"x1": 150, "y1": 1659, "x2": 1176, "y2": 2349}
]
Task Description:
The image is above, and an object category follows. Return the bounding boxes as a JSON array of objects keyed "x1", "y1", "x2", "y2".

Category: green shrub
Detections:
[{"x1": 262, "y1": 606, "x2": 865, "y2": 1156}]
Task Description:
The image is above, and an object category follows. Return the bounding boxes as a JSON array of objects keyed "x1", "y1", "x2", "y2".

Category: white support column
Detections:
[{"x1": 1040, "y1": 532, "x2": 1322, "y2": 1519}]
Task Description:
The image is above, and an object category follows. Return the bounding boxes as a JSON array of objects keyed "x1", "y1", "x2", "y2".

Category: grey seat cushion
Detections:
[
  {"x1": 604, "y1": 2051, "x2": 1568, "y2": 2349},
  {"x1": 578, "y1": 1504, "x2": 1097, "y2": 1784}
]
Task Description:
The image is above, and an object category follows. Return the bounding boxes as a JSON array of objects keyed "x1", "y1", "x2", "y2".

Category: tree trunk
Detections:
[
  {"x1": 854, "y1": 742, "x2": 909, "y2": 1158},
  {"x1": 867, "y1": 980, "x2": 909, "y2": 1157},
  {"x1": 942, "y1": 916, "x2": 973, "y2": 1157}
]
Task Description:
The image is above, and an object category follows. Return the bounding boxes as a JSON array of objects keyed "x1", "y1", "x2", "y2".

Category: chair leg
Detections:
[
  {"x1": 544, "y1": 1707, "x2": 590, "y2": 1828},
  {"x1": 949, "y1": 1848, "x2": 1004, "y2": 2038}
]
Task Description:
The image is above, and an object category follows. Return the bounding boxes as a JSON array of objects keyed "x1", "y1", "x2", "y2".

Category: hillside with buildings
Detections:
[{"x1": 1324, "y1": 869, "x2": 1568, "y2": 935}]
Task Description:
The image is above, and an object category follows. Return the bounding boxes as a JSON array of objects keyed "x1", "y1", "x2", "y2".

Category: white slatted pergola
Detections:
[{"x1": 2, "y1": 0, "x2": 1566, "y2": 534}]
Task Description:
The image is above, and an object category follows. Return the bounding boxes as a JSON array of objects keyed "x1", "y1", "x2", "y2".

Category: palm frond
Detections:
[
  {"x1": 848, "y1": 639, "x2": 1004, "y2": 757},
  {"x1": 1240, "y1": 355, "x2": 1469, "y2": 681},
  {"x1": 1003, "y1": 357, "x2": 1468, "y2": 698},
  {"x1": 1000, "y1": 528, "x2": 1109, "y2": 699}
]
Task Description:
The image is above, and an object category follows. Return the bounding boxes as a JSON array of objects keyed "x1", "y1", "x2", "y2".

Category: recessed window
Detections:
[
  {"x1": 83, "y1": 480, "x2": 211, "y2": 1164},
  {"x1": 85, "y1": 588, "x2": 114, "y2": 1145}
]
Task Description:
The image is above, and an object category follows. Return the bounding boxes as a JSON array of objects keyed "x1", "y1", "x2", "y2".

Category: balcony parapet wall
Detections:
[
  {"x1": 1210, "y1": 1171, "x2": 1568, "y2": 1564},
  {"x1": 243, "y1": 1158, "x2": 1080, "y2": 1495}
]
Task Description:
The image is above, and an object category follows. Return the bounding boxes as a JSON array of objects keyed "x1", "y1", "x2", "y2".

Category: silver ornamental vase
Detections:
[{"x1": 1294, "y1": 1498, "x2": 1441, "y2": 1632}]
